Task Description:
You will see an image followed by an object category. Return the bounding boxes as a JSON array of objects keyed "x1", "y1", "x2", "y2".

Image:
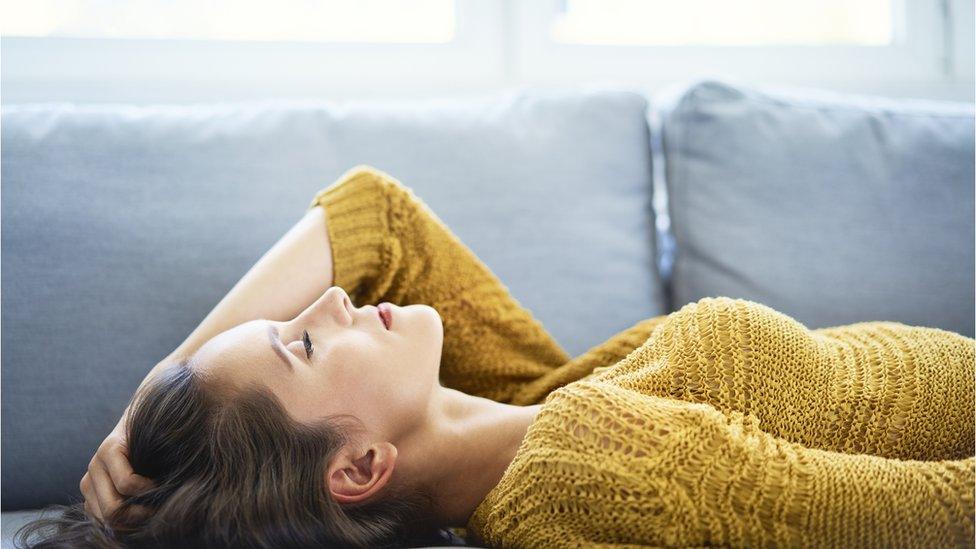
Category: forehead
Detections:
[{"x1": 192, "y1": 320, "x2": 270, "y2": 374}]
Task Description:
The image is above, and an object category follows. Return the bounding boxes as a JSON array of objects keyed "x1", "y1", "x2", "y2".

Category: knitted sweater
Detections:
[{"x1": 308, "y1": 166, "x2": 975, "y2": 548}]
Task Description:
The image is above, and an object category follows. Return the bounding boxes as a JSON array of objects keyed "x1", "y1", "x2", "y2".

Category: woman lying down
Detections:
[{"x1": 18, "y1": 166, "x2": 974, "y2": 548}]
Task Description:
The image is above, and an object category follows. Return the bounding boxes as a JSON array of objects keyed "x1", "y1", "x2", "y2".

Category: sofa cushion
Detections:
[
  {"x1": 1, "y1": 509, "x2": 49, "y2": 549},
  {"x1": 0, "y1": 508, "x2": 466, "y2": 548},
  {"x1": 1, "y1": 90, "x2": 664, "y2": 509},
  {"x1": 660, "y1": 80, "x2": 975, "y2": 336}
]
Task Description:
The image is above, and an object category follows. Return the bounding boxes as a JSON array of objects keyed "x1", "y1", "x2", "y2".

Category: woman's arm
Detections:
[
  {"x1": 309, "y1": 166, "x2": 572, "y2": 403},
  {"x1": 598, "y1": 296, "x2": 976, "y2": 461},
  {"x1": 86, "y1": 164, "x2": 572, "y2": 521}
]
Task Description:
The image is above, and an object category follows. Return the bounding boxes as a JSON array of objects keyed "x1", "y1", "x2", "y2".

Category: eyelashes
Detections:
[{"x1": 302, "y1": 329, "x2": 314, "y2": 359}]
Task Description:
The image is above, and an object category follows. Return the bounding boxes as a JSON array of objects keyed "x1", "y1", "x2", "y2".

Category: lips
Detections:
[{"x1": 377, "y1": 302, "x2": 393, "y2": 330}]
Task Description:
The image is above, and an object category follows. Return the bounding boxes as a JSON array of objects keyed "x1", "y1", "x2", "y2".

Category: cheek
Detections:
[
  {"x1": 306, "y1": 323, "x2": 440, "y2": 430},
  {"x1": 317, "y1": 347, "x2": 392, "y2": 405},
  {"x1": 274, "y1": 378, "x2": 335, "y2": 423},
  {"x1": 278, "y1": 370, "x2": 382, "y2": 426}
]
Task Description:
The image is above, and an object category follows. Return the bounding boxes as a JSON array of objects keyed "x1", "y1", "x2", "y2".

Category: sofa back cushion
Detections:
[
  {"x1": 661, "y1": 80, "x2": 974, "y2": 336},
  {"x1": 1, "y1": 91, "x2": 665, "y2": 509}
]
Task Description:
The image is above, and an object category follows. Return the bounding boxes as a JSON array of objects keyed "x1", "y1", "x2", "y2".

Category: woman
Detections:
[{"x1": 17, "y1": 166, "x2": 975, "y2": 548}]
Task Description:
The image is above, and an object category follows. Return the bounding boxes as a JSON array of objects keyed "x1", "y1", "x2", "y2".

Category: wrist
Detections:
[{"x1": 113, "y1": 413, "x2": 127, "y2": 434}]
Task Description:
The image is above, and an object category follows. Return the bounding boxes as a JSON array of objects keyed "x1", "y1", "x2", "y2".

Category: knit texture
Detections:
[{"x1": 309, "y1": 166, "x2": 975, "y2": 548}]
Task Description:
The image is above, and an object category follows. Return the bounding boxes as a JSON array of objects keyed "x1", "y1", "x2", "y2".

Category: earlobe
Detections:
[{"x1": 327, "y1": 442, "x2": 398, "y2": 505}]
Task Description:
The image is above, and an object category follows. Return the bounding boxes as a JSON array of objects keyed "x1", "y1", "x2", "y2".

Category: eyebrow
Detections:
[{"x1": 266, "y1": 323, "x2": 295, "y2": 371}]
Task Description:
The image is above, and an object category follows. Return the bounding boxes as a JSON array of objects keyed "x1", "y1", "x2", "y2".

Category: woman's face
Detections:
[{"x1": 190, "y1": 286, "x2": 444, "y2": 441}]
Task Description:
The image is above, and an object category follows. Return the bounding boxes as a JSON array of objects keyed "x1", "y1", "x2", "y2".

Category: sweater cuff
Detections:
[{"x1": 306, "y1": 167, "x2": 389, "y2": 300}]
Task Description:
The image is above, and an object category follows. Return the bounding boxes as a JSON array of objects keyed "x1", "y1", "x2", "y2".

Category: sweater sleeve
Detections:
[
  {"x1": 470, "y1": 383, "x2": 975, "y2": 548},
  {"x1": 596, "y1": 296, "x2": 975, "y2": 461},
  {"x1": 306, "y1": 166, "x2": 571, "y2": 403}
]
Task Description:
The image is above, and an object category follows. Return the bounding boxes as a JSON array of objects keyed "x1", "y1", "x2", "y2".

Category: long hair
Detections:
[{"x1": 14, "y1": 357, "x2": 453, "y2": 548}]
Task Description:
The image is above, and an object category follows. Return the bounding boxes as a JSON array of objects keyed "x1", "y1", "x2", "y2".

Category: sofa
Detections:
[{"x1": 2, "y1": 80, "x2": 973, "y2": 548}]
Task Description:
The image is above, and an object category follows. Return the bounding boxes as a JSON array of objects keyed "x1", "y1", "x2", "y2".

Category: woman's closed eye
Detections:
[{"x1": 303, "y1": 330, "x2": 314, "y2": 359}]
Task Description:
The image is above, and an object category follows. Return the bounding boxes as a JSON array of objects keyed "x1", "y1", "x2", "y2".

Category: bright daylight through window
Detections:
[
  {"x1": 552, "y1": 0, "x2": 893, "y2": 46},
  {"x1": 1, "y1": 0, "x2": 456, "y2": 43}
]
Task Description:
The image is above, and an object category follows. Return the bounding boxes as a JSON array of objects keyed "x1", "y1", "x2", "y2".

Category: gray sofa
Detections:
[{"x1": 3, "y1": 80, "x2": 973, "y2": 547}]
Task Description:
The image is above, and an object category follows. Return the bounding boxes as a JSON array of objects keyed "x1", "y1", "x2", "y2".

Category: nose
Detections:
[{"x1": 309, "y1": 286, "x2": 354, "y2": 326}]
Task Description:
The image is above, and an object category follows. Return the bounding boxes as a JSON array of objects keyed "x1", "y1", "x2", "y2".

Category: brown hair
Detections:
[{"x1": 14, "y1": 357, "x2": 451, "y2": 548}]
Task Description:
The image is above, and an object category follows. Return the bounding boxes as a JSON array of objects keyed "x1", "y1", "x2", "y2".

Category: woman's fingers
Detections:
[
  {"x1": 84, "y1": 498, "x2": 99, "y2": 523},
  {"x1": 80, "y1": 471, "x2": 103, "y2": 522},
  {"x1": 127, "y1": 503, "x2": 153, "y2": 523},
  {"x1": 81, "y1": 421, "x2": 156, "y2": 525},
  {"x1": 103, "y1": 443, "x2": 154, "y2": 496},
  {"x1": 88, "y1": 458, "x2": 124, "y2": 522},
  {"x1": 81, "y1": 421, "x2": 149, "y2": 524}
]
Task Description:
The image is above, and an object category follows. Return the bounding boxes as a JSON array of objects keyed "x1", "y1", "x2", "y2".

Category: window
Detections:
[
  {"x1": 0, "y1": 0, "x2": 970, "y2": 103},
  {"x1": 512, "y1": 0, "x2": 958, "y2": 98},
  {"x1": 551, "y1": 0, "x2": 893, "y2": 46},
  {"x1": 0, "y1": 1, "x2": 503, "y2": 103},
  {"x1": 2, "y1": 0, "x2": 455, "y2": 43}
]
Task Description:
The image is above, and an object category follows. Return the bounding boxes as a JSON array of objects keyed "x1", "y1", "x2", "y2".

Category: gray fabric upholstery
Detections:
[
  {"x1": 0, "y1": 509, "x2": 467, "y2": 549},
  {"x1": 2, "y1": 509, "x2": 46, "y2": 549},
  {"x1": 1, "y1": 90, "x2": 664, "y2": 510},
  {"x1": 661, "y1": 80, "x2": 975, "y2": 336}
]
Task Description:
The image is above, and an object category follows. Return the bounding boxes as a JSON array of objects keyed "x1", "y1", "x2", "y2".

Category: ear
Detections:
[{"x1": 326, "y1": 442, "x2": 398, "y2": 505}]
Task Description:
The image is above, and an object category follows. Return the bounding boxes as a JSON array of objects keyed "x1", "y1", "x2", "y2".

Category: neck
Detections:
[{"x1": 394, "y1": 385, "x2": 541, "y2": 528}]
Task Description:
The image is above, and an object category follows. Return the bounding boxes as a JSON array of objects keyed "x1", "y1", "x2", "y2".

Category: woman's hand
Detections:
[{"x1": 79, "y1": 418, "x2": 155, "y2": 523}]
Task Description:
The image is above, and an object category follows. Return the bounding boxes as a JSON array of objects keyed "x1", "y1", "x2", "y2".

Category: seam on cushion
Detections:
[{"x1": 673, "y1": 81, "x2": 974, "y2": 119}]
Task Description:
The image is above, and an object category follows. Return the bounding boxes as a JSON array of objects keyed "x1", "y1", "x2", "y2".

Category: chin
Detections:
[
  {"x1": 410, "y1": 304, "x2": 443, "y2": 338},
  {"x1": 397, "y1": 303, "x2": 443, "y2": 374},
  {"x1": 424, "y1": 305, "x2": 445, "y2": 368},
  {"x1": 416, "y1": 303, "x2": 443, "y2": 327}
]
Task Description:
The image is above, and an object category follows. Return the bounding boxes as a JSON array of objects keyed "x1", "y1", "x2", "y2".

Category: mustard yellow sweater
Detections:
[{"x1": 308, "y1": 166, "x2": 975, "y2": 548}]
